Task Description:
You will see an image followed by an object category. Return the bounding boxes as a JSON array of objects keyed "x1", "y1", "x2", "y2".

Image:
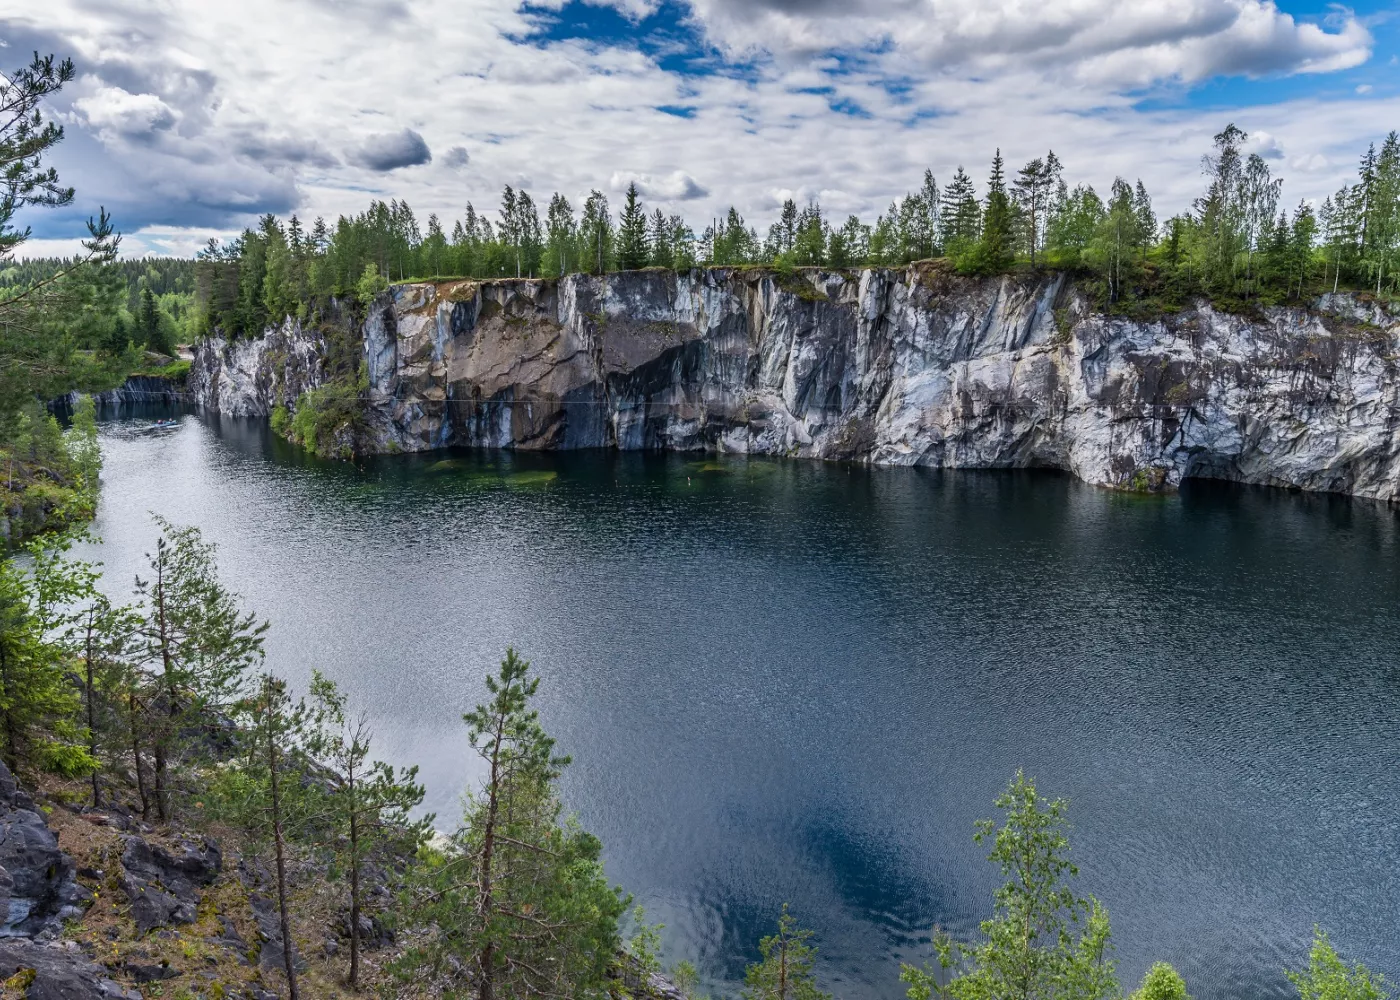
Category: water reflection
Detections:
[{"x1": 81, "y1": 413, "x2": 1400, "y2": 1000}]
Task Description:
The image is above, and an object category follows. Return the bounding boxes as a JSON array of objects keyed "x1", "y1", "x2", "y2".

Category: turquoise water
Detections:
[{"x1": 84, "y1": 413, "x2": 1400, "y2": 999}]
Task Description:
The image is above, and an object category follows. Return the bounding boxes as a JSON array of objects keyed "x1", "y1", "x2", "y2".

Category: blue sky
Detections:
[{"x1": 6, "y1": 0, "x2": 1400, "y2": 256}]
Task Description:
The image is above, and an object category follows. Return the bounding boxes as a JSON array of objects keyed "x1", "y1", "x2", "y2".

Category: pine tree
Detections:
[
  {"x1": 901, "y1": 772, "x2": 1117, "y2": 1000},
  {"x1": 308, "y1": 672, "x2": 429, "y2": 989},
  {"x1": 649, "y1": 208, "x2": 672, "y2": 269},
  {"x1": 399, "y1": 648, "x2": 627, "y2": 1000},
  {"x1": 742, "y1": 904, "x2": 831, "y2": 1000},
  {"x1": 617, "y1": 182, "x2": 650, "y2": 270},
  {"x1": 940, "y1": 168, "x2": 980, "y2": 262},
  {"x1": 134, "y1": 516, "x2": 267, "y2": 821}
]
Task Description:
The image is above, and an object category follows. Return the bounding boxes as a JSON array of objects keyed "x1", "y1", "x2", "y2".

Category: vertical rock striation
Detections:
[{"x1": 190, "y1": 266, "x2": 1400, "y2": 501}]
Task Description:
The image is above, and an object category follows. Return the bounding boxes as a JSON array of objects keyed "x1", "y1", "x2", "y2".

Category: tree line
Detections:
[
  {"x1": 193, "y1": 123, "x2": 1400, "y2": 339},
  {"x1": 4, "y1": 490, "x2": 1391, "y2": 999}
]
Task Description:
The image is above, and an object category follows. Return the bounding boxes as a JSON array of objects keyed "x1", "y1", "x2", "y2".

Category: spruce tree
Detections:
[
  {"x1": 973, "y1": 150, "x2": 1016, "y2": 274},
  {"x1": 617, "y1": 182, "x2": 650, "y2": 270}
]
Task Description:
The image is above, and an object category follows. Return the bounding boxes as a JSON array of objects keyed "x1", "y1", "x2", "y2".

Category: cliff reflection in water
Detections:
[{"x1": 83, "y1": 412, "x2": 1400, "y2": 1000}]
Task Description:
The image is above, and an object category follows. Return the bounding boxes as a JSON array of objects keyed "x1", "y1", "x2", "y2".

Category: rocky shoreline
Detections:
[{"x1": 189, "y1": 266, "x2": 1400, "y2": 501}]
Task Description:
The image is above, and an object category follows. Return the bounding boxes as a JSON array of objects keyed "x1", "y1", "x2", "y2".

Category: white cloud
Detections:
[
  {"x1": 4, "y1": 0, "x2": 1392, "y2": 257},
  {"x1": 74, "y1": 86, "x2": 179, "y2": 139}
]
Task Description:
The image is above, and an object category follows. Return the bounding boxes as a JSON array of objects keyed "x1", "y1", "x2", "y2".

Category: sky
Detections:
[{"x1": 5, "y1": 0, "x2": 1400, "y2": 259}]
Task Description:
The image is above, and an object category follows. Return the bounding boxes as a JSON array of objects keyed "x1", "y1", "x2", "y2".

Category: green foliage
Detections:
[
  {"x1": 1288, "y1": 930, "x2": 1390, "y2": 1000},
  {"x1": 355, "y1": 262, "x2": 389, "y2": 306},
  {"x1": 0, "y1": 531, "x2": 97, "y2": 773},
  {"x1": 135, "y1": 515, "x2": 268, "y2": 820},
  {"x1": 282, "y1": 363, "x2": 369, "y2": 458},
  {"x1": 306, "y1": 670, "x2": 430, "y2": 988},
  {"x1": 398, "y1": 648, "x2": 628, "y2": 999},
  {"x1": 902, "y1": 772, "x2": 1116, "y2": 1000},
  {"x1": 742, "y1": 903, "x2": 830, "y2": 1000},
  {"x1": 1131, "y1": 962, "x2": 1190, "y2": 1000},
  {"x1": 618, "y1": 182, "x2": 650, "y2": 270}
]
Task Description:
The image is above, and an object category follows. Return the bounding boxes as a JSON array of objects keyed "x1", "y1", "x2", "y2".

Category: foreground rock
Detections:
[
  {"x1": 0, "y1": 761, "x2": 89, "y2": 937},
  {"x1": 0, "y1": 939, "x2": 140, "y2": 999},
  {"x1": 191, "y1": 267, "x2": 1400, "y2": 500},
  {"x1": 119, "y1": 835, "x2": 221, "y2": 934}
]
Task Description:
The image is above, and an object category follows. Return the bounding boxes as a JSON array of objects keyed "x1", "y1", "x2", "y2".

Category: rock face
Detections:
[
  {"x1": 190, "y1": 266, "x2": 1400, "y2": 500},
  {"x1": 0, "y1": 940, "x2": 140, "y2": 999},
  {"x1": 189, "y1": 316, "x2": 327, "y2": 417},
  {"x1": 119, "y1": 836, "x2": 221, "y2": 934},
  {"x1": 0, "y1": 760, "x2": 88, "y2": 937}
]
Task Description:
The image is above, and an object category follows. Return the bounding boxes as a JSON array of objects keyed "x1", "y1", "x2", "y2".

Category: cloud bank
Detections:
[{"x1": 3, "y1": 0, "x2": 1395, "y2": 255}]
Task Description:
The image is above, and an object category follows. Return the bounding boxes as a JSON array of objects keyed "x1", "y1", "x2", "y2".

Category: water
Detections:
[{"x1": 80, "y1": 412, "x2": 1400, "y2": 1000}]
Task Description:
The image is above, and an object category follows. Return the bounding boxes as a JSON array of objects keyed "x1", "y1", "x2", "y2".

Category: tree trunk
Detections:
[
  {"x1": 348, "y1": 759, "x2": 360, "y2": 989},
  {"x1": 476, "y1": 710, "x2": 506, "y2": 1000},
  {"x1": 84, "y1": 612, "x2": 100, "y2": 807},
  {"x1": 1, "y1": 641, "x2": 16, "y2": 772},
  {"x1": 266, "y1": 695, "x2": 300, "y2": 1000},
  {"x1": 154, "y1": 560, "x2": 172, "y2": 823},
  {"x1": 130, "y1": 692, "x2": 150, "y2": 818}
]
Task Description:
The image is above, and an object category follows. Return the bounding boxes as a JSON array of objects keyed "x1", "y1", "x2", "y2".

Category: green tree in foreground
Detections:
[
  {"x1": 1288, "y1": 929, "x2": 1390, "y2": 1000},
  {"x1": 742, "y1": 903, "x2": 831, "y2": 1000},
  {"x1": 307, "y1": 671, "x2": 430, "y2": 989},
  {"x1": 1130, "y1": 962, "x2": 1191, "y2": 1000},
  {"x1": 902, "y1": 771, "x2": 1117, "y2": 1000},
  {"x1": 134, "y1": 516, "x2": 267, "y2": 820},
  {"x1": 399, "y1": 648, "x2": 627, "y2": 1000}
]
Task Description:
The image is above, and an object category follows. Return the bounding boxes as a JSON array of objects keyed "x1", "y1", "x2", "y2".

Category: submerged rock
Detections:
[{"x1": 190, "y1": 267, "x2": 1400, "y2": 500}]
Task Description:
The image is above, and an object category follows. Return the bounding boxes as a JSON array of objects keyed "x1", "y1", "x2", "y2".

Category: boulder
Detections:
[
  {"x1": 119, "y1": 835, "x2": 221, "y2": 934},
  {"x1": 0, "y1": 939, "x2": 140, "y2": 999},
  {"x1": 0, "y1": 760, "x2": 89, "y2": 936}
]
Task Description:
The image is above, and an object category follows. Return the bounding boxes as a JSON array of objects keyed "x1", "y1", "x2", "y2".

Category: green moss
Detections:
[{"x1": 131, "y1": 358, "x2": 192, "y2": 381}]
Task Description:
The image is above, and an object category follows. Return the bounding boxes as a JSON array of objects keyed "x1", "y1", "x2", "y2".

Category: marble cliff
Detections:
[{"x1": 190, "y1": 265, "x2": 1400, "y2": 500}]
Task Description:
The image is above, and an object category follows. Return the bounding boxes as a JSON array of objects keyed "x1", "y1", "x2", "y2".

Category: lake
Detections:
[{"x1": 81, "y1": 411, "x2": 1400, "y2": 1000}]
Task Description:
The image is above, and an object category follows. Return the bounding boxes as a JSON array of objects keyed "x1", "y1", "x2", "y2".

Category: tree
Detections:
[
  {"x1": 0, "y1": 533, "x2": 93, "y2": 774},
  {"x1": 742, "y1": 904, "x2": 830, "y2": 1000},
  {"x1": 134, "y1": 516, "x2": 267, "y2": 821},
  {"x1": 400, "y1": 648, "x2": 627, "y2": 1000},
  {"x1": 617, "y1": 182, "x2": 650, "y2": 270},
  {"x1": 1131, "y1": 963, "x2": 1191, "y2": 1000},
  {"x1": 940, "y1": 168, "x2": 981, "y2": 263},
  {"x1": 308, "y1": 672, "x2": 430, "y2": 989},
  {"x1": 1013, "y1": 152, "x2": 1060, "y2": 266},
  {"x1": 901, "y1": 772, "x2": 1116, "y2": 1000},
  {"x1": 356, "y1": 262, "x2": 388, "y2": 305},
  {"x1": 972, "y1": 150, "x2": 1016, "y2": 274},
  {"x1": 579, "y1": 191, "x2": 614, "y2": 274},
  {"x1": 544, "y1": 193, "x2": 576, "y2": 278},
  {"x1": 244, "y1": 674, "x2": 308, "y2": 1000},
  {"x1": 649, "y1": 207, "x2": 673, "y2": 269},
  {"x1": 1287, "y1": 929, "x2": 1389, "y2": 1000}
]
